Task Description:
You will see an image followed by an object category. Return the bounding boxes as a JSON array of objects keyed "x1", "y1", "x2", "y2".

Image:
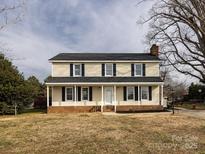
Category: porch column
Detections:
[
  {"x1": 47, "y1": 86, "x2": 49, "y2": 107},
  {"x1": 74, "y1": 85, "x2": 77, "y2": 105},
  {"x1": 161, "y1": 85, "x2": 164, "y2": 105},
  {"x1": 114, "y1": 85, "x2": 117, "y2": 112},
  {"x1": 138, "y1": 86, "x2": 140, "y2": 104},
  {"x1": 101, "y1": 85, "x2": 104, "y2": 112}
]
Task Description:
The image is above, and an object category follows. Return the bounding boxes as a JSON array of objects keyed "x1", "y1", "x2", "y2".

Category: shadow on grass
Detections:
[{"x1": 21, "y1": 108, "x2": 47, "y2": 114}]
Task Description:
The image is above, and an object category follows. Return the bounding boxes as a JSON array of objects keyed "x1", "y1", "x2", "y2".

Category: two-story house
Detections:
[{"x1": 45, "y1": 44, "x2": 164, "y2": 113}]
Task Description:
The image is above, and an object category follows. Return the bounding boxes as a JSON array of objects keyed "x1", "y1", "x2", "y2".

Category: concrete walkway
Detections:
[{"x1": 175, "y1": 107, "x2": 205, "y2": 120}]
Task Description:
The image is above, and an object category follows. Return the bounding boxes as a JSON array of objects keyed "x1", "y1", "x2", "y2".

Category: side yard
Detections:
[
  {"x1": 176, "y1": 103, "x2": 205, "y2": 110},
  {"x1": 0, "y1": 112, "x2": 204, "y2": 154}
]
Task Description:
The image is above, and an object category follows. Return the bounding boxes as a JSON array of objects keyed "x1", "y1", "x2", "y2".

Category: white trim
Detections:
[
  {"x1": 50, "y1": 60, "x2": 160, "y2": 63},
  {"x1": 74, "y1": 85, "x2": 77, "y2": 104},
  {"x1": 138, "y1": 86, "x2": 140, "y2": 104},
  {"x1": 114, "y1": 85, "x2": 117, "y2": 112},
  {"x1": 161, "y1": 85, "x2": 163, "y2": 105},
  {"x1": 65, "y1": 87, "x2": 74, "y2": 101},
  {"x1": 52, "y1": 87, "x2": 53, "y2": 106},
  {"x1": 46, "y1": 82, "x2": 164, "y2": 86},
  {"x1": 47, "y1": 86, "x2": 49, "y2": 107},
  {"x1": 134, "y1": 63, "x2": 143, "y2": 77},
  {"x1": 81, "y1": 87, "x2": 89, "y2": 101},
  {"x1": 127, "y1": 86, "x2": 135, "y2": 101},
  {"x1": 101, "y1": 85, "x2": 104, "y2": 112},
  {"x1": 73, "y1": 64, "x2": 82, "y2": 77},
  {"x1": 105, "y1": 63, "x2": 113, "y2": 76},
  {"x1": 141, "y1": 86, "x2": 149, "y2": 101}
]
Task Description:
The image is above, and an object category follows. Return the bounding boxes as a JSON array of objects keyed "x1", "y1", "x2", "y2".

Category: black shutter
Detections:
[
  {"x1": 131, "y1": 64, "x2": 134, "y2": 76},
  {"x1": 135, "y1": 86, "x2": 138, "y2": 101},
  {"x1": 77, "y1": 87, "x2": 81, "y2": 101},
  {"x1": 139, "y1": 86, "x2": 141, "y2": 100},
  {"x1": 143, "y1": 64, "x2": 146, "y2": 76},
  {"x1": 123, "y1": 86, "x2": 127, "y2": 101},
  {"x1": 113, "y1": 63, "x2": 116, "y2": 76},
  {"x1": 89, "y1": 87, "x2": 92, "y2": 101},
  {"x1": 62, "y1": 87, "x2": 65, "y2": 101},
  {"x1": 82, "y1": 64, "x2": 85, "y2": 76},
  {"x1": 70, "y1": 64, "x2": 73, "y2": 76},
  {"x1": 73, "y1": 87, "x2": 75, "y2": 101},
  {"x1": 102, "y1": 64, "x2": 105, "y2": 76},
  {"x1": 149, "y1": 86, "x2": 152, "y2": 101}
]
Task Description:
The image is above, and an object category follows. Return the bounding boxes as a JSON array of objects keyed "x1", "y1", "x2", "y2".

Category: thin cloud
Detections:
[{"x1": 0, "y1": 0, "x2": 153, "y2": 81}]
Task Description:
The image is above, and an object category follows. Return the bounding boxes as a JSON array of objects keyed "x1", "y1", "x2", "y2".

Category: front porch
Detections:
[{"x1": 46, "y1": 84, "x2": 164, "y2": 113}]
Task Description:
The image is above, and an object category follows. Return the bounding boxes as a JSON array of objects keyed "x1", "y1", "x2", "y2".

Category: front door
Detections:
[{"x1": 104, "y1": 87, "x2": 113, "y2": 105}]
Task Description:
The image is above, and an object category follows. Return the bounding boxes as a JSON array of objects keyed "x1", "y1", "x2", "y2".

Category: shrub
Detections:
[{"x1": 0, "y1": 102, "x2": 15, "y2": 115}]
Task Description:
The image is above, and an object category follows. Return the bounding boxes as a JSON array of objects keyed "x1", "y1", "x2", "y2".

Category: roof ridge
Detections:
[{"x1": 58, "y1": 52, "x2": 150, "y2": 54}]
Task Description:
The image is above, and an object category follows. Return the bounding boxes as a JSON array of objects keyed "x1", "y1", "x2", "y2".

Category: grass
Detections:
[
  {"x1": 0, "y1": 112, "x2": 204, "y2": 154},
  {"x1": 21, "y1": 108, "x2": 47, "y2": 114},
  {"x1": 176, "y1": 103, "x2": 205, "y2": 110}
]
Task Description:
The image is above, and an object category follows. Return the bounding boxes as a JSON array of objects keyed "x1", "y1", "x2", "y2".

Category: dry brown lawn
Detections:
[{"x1": 0, "y1": 112, "x2": 204, "y2": 154}]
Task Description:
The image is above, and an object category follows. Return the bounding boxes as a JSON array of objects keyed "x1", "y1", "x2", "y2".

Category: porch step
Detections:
[{"x1": 103, "y1": 106, "x2": 114, "y2": 112}]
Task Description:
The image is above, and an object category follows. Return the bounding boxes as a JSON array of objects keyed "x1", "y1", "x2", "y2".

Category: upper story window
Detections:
[
  {"x1": 74, "y1": 64, "x2": 81, "y2": 76},
  {"x1": 105, "y1": 64, "x2": 113, "y2": 76},
  {"x1": 135, "y1": 64, "x2": 142, "y2": 76}
]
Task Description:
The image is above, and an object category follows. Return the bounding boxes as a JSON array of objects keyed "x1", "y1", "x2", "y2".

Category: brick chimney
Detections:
[{"x1": 150, "y1": 44, "x2": 159, "y2": 56}]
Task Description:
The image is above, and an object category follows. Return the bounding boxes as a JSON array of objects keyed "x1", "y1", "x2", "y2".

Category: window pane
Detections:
[
  {"x1": 106, "y1": 64, "x2": 113, "y2": 76},
  {"x1": 82, "y1": 88, "x2": 89, "y2": 100},
  {"x1": 141, "y1": 87, "x2": 148, "y2": 100},
  {"x1": 74, "y1": 64, "x2": 81, "y2": 76},
  {"x1": 127, "y1": 87, "x2": 134, "y2": 100},
  {"x1": 67, "y1": 88, "x2": 73, "y2": 100},
  {"x1": 135, "y1": 64, "x2": 142, "y2": 76}
]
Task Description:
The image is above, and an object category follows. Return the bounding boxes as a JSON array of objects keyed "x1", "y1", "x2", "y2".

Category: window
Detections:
[
  {"x1": 66, "y1": 87, "x2": 73, "y2": 101},
  {"x1": 82, "y1": 87, "x2": 89, "y2": 101},
  {"x1": 127, "y1": 87, "x2": 134, "y2": 100},
  {"x1": 105, "y1": 64, "x2": 113, "y2": 76},
  {"x1": 74, "y1": 64, "x2": 81, "y2": 76},
  {"x1": 141, "y1": 87, "x2": 149, "y2": 100},
  {"x1": 135, "y1": 64, "x2": 142, "y2": 76}
]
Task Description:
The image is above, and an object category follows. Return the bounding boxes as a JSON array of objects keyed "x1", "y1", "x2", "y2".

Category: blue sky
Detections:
[{"x1": 0, "y1": 0, "x2": 154, "y2": 81}]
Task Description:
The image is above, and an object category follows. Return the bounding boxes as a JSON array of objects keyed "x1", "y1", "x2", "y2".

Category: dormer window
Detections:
[
  {"x1": 135, "y1": 64, "x2": 142, "y2": 76},
  {"x1": 105, "y1": 64, "x2": 113, "y2": 76},
  {"x1": 74, "y1": 64, "x2": 81, "y2": 76}
]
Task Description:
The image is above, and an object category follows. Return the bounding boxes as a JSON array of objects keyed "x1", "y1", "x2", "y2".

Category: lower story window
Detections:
[
  {"x1": 141, "y1": 86, "x2": 148, "y2": 100},
  {"x1": 66, "y1": 87, "x2": 73, "y2": 101},
  {"x1": 127, "y1": 87, "x2": 134, "y2": 100},
  {"x1": 82, "y1": 87, "x2": 89, "y2": 101}
]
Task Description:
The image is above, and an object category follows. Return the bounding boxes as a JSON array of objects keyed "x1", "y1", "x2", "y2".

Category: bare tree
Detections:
[
  {"x1": 140, "y1": 0, "x2": 205, "y2": 83},
  {"x1": 0, "y1": 0, "x2": 25, "y2": 31}
]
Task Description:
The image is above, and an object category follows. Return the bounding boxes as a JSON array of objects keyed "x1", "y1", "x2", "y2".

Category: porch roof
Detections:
[{"x1": 46, "y1": 77, "x2": 163, "y2": 84}]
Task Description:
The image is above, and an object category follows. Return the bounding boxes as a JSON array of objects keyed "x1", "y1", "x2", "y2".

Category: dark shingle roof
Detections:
[
  {"x1": 46, "y1": 77, "x2": 163, "y2": 83},
  {"x1": 49, "y1": 53, "x2": 160, "y2": 61}
]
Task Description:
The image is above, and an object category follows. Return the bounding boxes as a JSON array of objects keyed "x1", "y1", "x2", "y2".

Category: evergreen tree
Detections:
[{"x1": 0, "y1": 53, "x2": 42, "y2": 114}]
